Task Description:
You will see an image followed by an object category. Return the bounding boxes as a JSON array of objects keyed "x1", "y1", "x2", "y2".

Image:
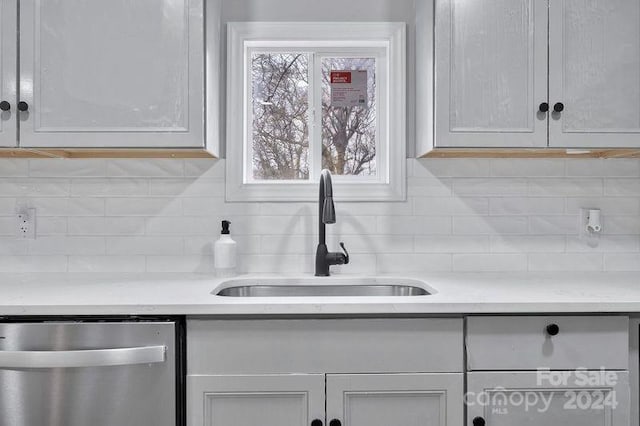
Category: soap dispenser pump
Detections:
[{"x1": 214, "y1": 220, "x2": 237, "y2": 277}]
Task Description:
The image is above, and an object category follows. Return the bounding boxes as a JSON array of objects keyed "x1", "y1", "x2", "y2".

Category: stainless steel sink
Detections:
[{"x1": 214, "y1": 278, "x2": 432, "y2": 297}]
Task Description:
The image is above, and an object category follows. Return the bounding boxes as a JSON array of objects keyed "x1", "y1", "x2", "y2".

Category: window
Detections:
[{"x1": 227, "y1": 22, "x2": 406, "y2": 201}]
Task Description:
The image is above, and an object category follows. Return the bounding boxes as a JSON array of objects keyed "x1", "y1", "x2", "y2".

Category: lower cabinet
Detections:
[
  {"x1": 188, "y1": 373, "x2": 463, "y2": 426},
  {"x1": 467, "y1": 371, "x2": 630, "y2": 426},
  {"x1": 326, "y1": 373, "x2": 463, "y2": 426},
  {"x1": 188, "y1": 374, "x2": 325, "y2": 426}
]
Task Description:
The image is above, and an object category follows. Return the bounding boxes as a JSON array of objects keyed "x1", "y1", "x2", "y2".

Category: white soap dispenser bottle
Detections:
[{"x1": 214, "y1": 220, "x2": 237, "y2": 277}]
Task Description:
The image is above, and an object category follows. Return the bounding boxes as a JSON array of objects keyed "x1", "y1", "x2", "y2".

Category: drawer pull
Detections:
[
  {"x1": 472, "y1": 417, "x2": 486, "y2": 426},
  {"x1": 311, "y1": 420, "x2": 323, "y2": 426},
  {"x1": 329, "y1": 420, "x2": 341, "y2": 426},
  {"x1": 546, "y1": 323, "x2": 560, "y2": 336}
]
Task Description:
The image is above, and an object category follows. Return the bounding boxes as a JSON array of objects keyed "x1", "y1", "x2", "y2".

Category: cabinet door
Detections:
[
  {"x1": 0, "y1": 0, "x2": 16, "y2": 147},
  {"x1": 549, "y1": 0, "x2": 640, "y2": 148},
  {"x1": 18, "y1": 0, "x2": 203, "y2": 148},
  {"x1": 326, "y1": 373, "x2": 463, "y2": 426},
  {"x1": 435, "y1": 0, "x2": 548, "y2": 148},
  {"x1": 188, "y1": 374, "x2": 325, "y2": 426},
  {"x1": 468, "y1": 371, "x2": 630, "y2": 426}
]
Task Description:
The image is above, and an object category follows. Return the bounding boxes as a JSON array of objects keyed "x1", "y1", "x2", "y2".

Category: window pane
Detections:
[
  {"x1": 322, "y1": 58, "x2": 377, "y2": 176},
  {"x1": 251, "y1": 53, "x2": 309, "y2": 180}
]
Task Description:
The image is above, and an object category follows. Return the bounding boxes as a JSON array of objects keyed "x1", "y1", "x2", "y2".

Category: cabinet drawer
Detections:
[
  {"x1": 467, "y1": 316, "x2": 629, "y2": 370},
  {"x1": 188, "y1": 318, "x2": 464, "y2": 374}
]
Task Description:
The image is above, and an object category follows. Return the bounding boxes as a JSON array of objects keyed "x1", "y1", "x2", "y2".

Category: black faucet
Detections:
[{"x1": 315, "y1": 169, "x2": 349, "y2": 276}]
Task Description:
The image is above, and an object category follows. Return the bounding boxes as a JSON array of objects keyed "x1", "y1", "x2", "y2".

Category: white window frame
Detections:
[{"x1": 226, "y1": 22, "x2": 406, "y2": 202}]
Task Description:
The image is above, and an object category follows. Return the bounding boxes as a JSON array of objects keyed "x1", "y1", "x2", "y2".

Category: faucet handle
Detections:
[{"x1": 339, "y1": 242, "x2": 350, "y2": 264}]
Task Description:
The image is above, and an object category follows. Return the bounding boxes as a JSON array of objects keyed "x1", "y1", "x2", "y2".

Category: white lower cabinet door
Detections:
[
  {"x1": 326, "y1": 373, "x2": 464, "y2": 426},
  {"x1": 188, "y1": 374, "x2": 325, "y2": 426},
  {"x1": 467, "y1": 371, "x2": 630, "y2": 426}
]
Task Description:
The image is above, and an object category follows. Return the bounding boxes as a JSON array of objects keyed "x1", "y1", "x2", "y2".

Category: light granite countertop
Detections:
[{"x1": 0, "y1": 272, "x2": 639, "y2": 316}]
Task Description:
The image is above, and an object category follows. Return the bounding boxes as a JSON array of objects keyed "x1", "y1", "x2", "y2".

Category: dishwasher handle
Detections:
[{"x1": 0, "y1": 345, "x2": 166, "y2": 368}]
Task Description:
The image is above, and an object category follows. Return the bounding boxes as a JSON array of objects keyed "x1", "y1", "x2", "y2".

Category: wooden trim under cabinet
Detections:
[
  {"x1": 422, "y1": 148, "x2": 640, "y2": 159},
  {"x1": 0, "y1": 148, "x2": 216, "y2": 159}
]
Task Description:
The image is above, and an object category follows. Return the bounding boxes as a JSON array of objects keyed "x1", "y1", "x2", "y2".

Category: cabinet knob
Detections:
[
  {"x1": 472, "y1": 417, "x2": 486, "y2": 426},
  {"x1": 311, "y1": 420, "x2": 323, "y2": 426},
  {"x1": 553, "y1": 102, "x2": 564, "y2": 113},
  {"x1": 546, "y1": 323, "x2": 560, "y2": 336},
  {"x1": 538, "y1": 102, "x2": 549, "y2": 113},
  {"x1": 329, "y1": 420, "x2": 342, "y2": 426},
  {"x1": 17, "y1": 101, "x2": 28, "y2": 112},
  {"x1": 0, "y1": 101, "x2": 10, "y2": 111}
]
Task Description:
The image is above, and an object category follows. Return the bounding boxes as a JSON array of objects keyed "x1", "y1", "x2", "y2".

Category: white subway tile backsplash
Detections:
[
  {"x1": 604, "y1": 179, "x2": 640, "y2": 196},
  {"x1": 566, "y1": 236, "x2": 640, "y2": 253},
  {"x1": 414, "y1": 197, "x2": 489, "y2": 216},
  {"x1": 566, "y1": 159, "x2": 640, "y2": 177},
  {"x1": 339, "y1": 235, "x2": 414, "y2": 254},
  {"x1": 528, "y1": 216, "x2": 577, "y2": 235},
  {"x1": 106, "y1": 237, "x2": 184, "y2": 255},
  {"x1": 414, "y1": 159, "x2": 491, "y2": 178},
  {"x1": 107, "y1": 159, "x2": 184, "y2": 177},
  {"x1": 528, "y1": 178, "x2": 604, "y2": 196},
  {"x1": 0, "y1": 160, "x2": 29, "y2": 177},
  {"x1": 490, "y1": 236, "x2": 566, "y2": 253},
  {"x1": 37, "y1": 217, "x2": 69, "y2": 236},
  {"x1": 146, "y1": 255, "x2": 213, "y2": 273},
  {"x1": 68, "y1": 256, "x2": 145, "y2": 273},
  {"x1": 19, "y1": 198, "x2": 105, "y2": 216},
  {"x1": 528, "y1": 253, "x2": 604, "y2": 272},
  {"x1": 0, "y1": 198, "x2": 15, "y2": 215},
  {"x1": 28, "y1": 237, "x2": 105, "y2": 255},
  {"x1": 68, "y1": 218, "x2": 145, "y2": 236},
  {"x1": 489, "y1": 197, "x2": 565, "y2": 215},
  {"x1": 0, "y1": 239, "x2": 28, "y2": 255},
  {"x1": 453, "y1": 216, "x2": 528, "y2": 235},
  {"x1": 0, "y1": 179, "x2": 70, "y2": 197},
  {"x1": 0, "y1": 218, "x2": 15, "y2": 236},
  {"x1": 377, "y1": 216, "x2": 452, "y2": 235},
  {"x1": 565, "y1": 197, "x2": 640, "y2": 216},
  {"x1": 184, "y1": 159, "x2": 224, "y2": 178},
  {"x1": 414, "y1": 236, "x2": 488, "y2": 253},
  {"x1": 453, "y1": 178, "x2": 528, "y2": 196},
  {"x1": 29, "y1": 159, "x2": 107, "y2": 177},
  {"x1": 407, "y1": 178, "x2": 453, "y2": 197},
  {"x1": 602, "y1": 216, "x2": 640, "y2": 235},
  {"x1": 106, "y1": 198, "x2": 182, "y2": 216},
  {"x1": 149, "y1": 179, "x2": 225, "y2": 196},
  {"x1": 0, "y1": 158, "x2": 637, "y2": 273},
  {"x1": 70, "y1": 179, "x2": 148, "y2": 197},
  {"x1": 145, "y1": 217, "x2": 219, "y2": 235},
  {"x1": 0, "y1": 256, "x2": 67, "y2": 272},
  {"x1": 491, "y1": 159, "x2": 565, "y2": 177},
  {"x1": 376, "y1": 253, "x2": 452, "y2": 273},
  {"x1": 604, "y1": 254, "x2": 640, "y2": 271},
  {"x1": 453, "y1": 254, "x2": 528, "y2": 272}
]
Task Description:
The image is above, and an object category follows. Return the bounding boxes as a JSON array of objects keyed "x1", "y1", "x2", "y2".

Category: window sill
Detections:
[{"x1": 226, "y1": 180, "x2": 406, "y2": 202}]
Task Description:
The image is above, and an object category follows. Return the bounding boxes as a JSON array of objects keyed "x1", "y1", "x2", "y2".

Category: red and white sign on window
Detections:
[{"x1": 330, "y1": 70, "x2": 367, "y2": 108}]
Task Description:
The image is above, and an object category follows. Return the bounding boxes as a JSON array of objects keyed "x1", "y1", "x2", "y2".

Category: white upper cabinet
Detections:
[
  {"x1": 18, "y1": 0, "x2": 204, "y2": 148},
  {"x1": 435, "y1": 0, "x2": 548, "y2": 148},
  {"x1": 549, "y1": 0, "x2": 640, "y2": 148},
  {"x1": 428, "y1": 0, "x2": 640, "y2": 152},
  {"x1": 0, "y1": 0, "x2": 16, "y2": 147}
]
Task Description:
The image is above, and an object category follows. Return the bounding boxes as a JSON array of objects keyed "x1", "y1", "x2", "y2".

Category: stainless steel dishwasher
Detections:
[{"x1": 0, "y1": 318, "x2": 184, "y2": 426}]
